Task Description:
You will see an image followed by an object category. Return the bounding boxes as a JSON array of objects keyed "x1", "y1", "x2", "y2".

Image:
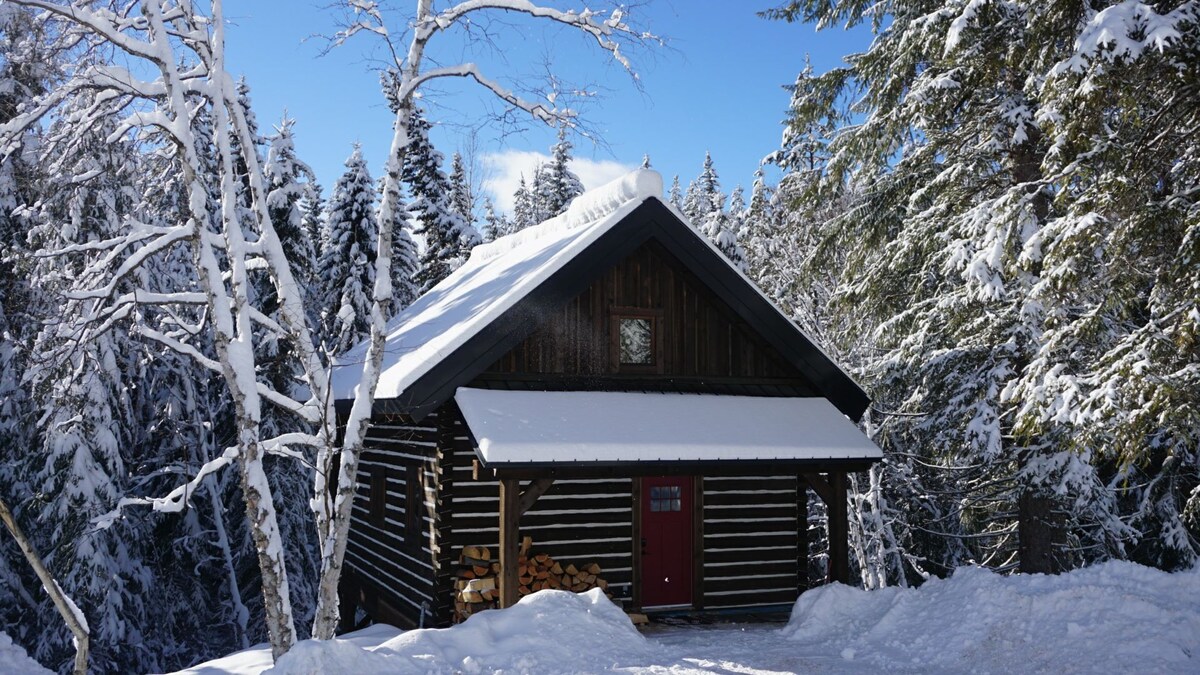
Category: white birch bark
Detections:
[{"x1": 0, "y1": 496, "x2": 89, "y2": 675}]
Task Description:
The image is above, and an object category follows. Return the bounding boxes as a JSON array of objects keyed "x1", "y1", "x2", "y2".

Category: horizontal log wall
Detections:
[
  {"x1": 345, "y1": 411, "x2": 443, "y2": 628},
  {"x1": 701, "y1": 475, "x2": 801, "y2": 609}
]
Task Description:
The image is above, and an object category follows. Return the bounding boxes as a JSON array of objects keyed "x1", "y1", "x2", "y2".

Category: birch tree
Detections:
[
  {"x1": 0, "y1": 0, "x2": 336, "y2": 657},
  {"x1": 2, "y1": 0, "x2": 654, "y2": 659}
]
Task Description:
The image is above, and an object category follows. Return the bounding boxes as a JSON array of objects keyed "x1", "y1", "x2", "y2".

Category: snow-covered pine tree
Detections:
[
  {"x1": 529, "y1": 163, "x2": 552, "y2": 224},
  {"x1": 302, "y1": 182, "x2": 325, "y2": 263},
  {"x1": 683, "y1": 152, "x2": 721, "y2": 224},
  {"x1": 378, "y1": 174, "x2": 419, "y2": 317},
  {"x1": 261, "y1": 116, "x2": 319, "y2": 387},
  {"x1": 668, "y1": 174, "x2": 683, "y2": 210},
  {"x1": 765, "y1": 0, "x2": 1200, "y2": 575},
  {"x1": 511, "y1": 175, "x2": 536, "y2": 232},
  {"x1": 405, "y1": 108, "x2": 479, "y2": 292},
  {"x1": 541, "y1": 127, "x2": 584, "y2": 216},
  {"x1": 318, "y1": 145, "x2": 378, "y2": 354},
  {"x1": 0, "y1": 3, "x2": 57, "y2": 657},
  {"x1": 23, "y1": 92, "x2": 152, "y2": 674},
  {"x1": 481, "y1": 197, "x2": 510, "y2": 242},
  {"x1": 447, "y1": 151, "x2": 475, "y2": 230}
]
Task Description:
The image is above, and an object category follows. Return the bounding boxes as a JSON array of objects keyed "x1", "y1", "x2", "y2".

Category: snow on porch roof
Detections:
[
  {"x1": 331, "y1": 169, "x2": 665, "y2": 402},
  {"x1": 454, "y1": 388, "x2": 883, "y2": 468}
]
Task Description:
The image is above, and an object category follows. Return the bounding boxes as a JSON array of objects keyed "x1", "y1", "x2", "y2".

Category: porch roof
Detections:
[{"x1": 455, "y1": 388, "x2": 882, "y2": 474}]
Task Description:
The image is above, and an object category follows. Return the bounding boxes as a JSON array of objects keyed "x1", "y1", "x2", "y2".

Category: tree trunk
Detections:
[
  {"x1": 0, "y1": 497, "x2": 89, "y2": 675},
  {"x1": 1018, "y1": 488, "x2": 1068, "y2": 574}
]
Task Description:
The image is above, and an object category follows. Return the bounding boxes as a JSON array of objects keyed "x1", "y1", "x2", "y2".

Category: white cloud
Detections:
[{"x1": 480, "y1": 150, "x2": 634, "y2": 216}]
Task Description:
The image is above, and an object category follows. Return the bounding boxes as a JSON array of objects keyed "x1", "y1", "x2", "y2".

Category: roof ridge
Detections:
[{"x1": 470, "y1": 168, "x2": 663, "y2": 263}]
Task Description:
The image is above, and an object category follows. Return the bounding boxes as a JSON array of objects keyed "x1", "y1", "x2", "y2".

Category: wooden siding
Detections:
[
  {"x1": 701, "y1": 475, "x2": 802, "y2": 609},
  {"x1": 486, "y1": 239, "x2": 813, "y2": 385},
  {"x1": 344, "y1": 411, "x2": 444, "y2": 627}
]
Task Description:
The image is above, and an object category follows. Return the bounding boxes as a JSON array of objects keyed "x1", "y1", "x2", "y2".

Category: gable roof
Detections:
[{"x1": 332, "y1": 169, "x2": 869, "y2": 421}]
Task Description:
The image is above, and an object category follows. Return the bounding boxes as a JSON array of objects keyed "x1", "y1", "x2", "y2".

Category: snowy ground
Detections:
[{"x1": 160, "y1": 561, "x2": 1197, "y2": 674}]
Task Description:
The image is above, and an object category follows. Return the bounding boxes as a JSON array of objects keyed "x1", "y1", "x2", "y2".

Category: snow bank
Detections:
[
  {"x1": 262, "y1": 589, "x2": 649, "y2": 674},
  {"x1": 373, "y1": 588, "x2": 650, "y2": 673},
  {"x1": 0, "y1": 632, "x2": 53, "y2": 675},
  {"x1": 784, "y1": 560, "x2": 1200, "y2": 673}
]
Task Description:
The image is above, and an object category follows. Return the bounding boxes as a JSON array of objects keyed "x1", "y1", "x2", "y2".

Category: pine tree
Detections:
[
  {"x1": 668, "y1": 175, "x2": 683, "y2": 210},
  {"x1": 542, "y1": 127, "x2": 584, "y2": 216},
  {"x1": 481, "y1": 197, "x2": 510, "y2": 242},
  {"x1": 22, "y1": 92, "x2": 154, "y2": 673},
  {"x1": 260, "y1": 116, "x2": 318, "y2": 391},
  {"x1": 447, "y1": 151, "x2": 475, "y2": 230},
  {"x1": 404, "y1": 108, "x2": 479, "y2": 291},
  {"x1": 511, "y1": 175, "x2": 536, "y2": 233},
  {"x1": 318, "y1": 145, "x2": 378, "y2": 353},
  {"x1": 378, "y1": 175, "x2": 419, "y2": 316},
  {"x1": 683, "y1": 152, "x2": 721, "y2": 224},
  {"x1": 766, "y1": 0, "x2": 1200, "y2": 575}
]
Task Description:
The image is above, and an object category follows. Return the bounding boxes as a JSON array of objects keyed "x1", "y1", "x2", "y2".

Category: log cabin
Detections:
[{"x1": 331, "y1": 169, "x2": 882, "y2": 629}]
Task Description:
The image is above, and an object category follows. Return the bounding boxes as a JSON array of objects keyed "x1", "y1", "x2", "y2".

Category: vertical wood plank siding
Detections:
[
  {"x1": 485, "y1": 239, "x2": 810, "y2": 383},
  {"x1": 344, "y1": 412, "x2": 442, "y2": 628}
]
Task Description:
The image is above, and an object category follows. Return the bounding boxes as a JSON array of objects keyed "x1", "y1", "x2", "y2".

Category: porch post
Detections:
[
  {"x1": 828, "y1": 472, "x2": 850, "y2": 585},
  {"x1": 498, "y1": 478, "x2": 520, "y2": 608}
]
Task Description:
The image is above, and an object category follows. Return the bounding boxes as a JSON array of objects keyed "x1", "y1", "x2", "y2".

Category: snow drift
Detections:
[
  {"x1": 0, "y1": 632, "x2": 52, "y2": 675},
  {"x1": 175, "y1": 560, "x2": 1199, "y2": 674},
  {"x1": 784, "y1": 560, "x2": 1200, "y2": 673},
  {"x1": 265, "y1": 589, "x2": 651, "y2": 674}
]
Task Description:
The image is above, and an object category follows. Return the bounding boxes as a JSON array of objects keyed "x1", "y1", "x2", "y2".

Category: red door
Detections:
[{"x1": 640, "y1": 476, "x2": 693, "y2": 607}]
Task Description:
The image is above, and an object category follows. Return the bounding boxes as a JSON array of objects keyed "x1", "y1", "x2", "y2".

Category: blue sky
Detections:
[{"x1": 224, "y1": 2, "x2": 872, "y2": 215}]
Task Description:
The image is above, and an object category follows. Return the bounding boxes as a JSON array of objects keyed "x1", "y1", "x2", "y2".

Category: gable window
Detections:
[
  {"x1": 610, "y1": 308, "x2": 662, "y2": 373},
  {"x1": 619, "y1": 318, "x2": 653, "y2": 365}
]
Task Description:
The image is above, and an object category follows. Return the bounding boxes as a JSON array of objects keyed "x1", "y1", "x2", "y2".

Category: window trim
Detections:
[{"x1": 609, "y1": 307, "x2": 664, "y2": 374}]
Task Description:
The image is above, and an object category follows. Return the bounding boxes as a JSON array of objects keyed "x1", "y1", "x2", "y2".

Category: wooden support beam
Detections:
[
  {"x1": 691, "y1": 475, "x2": 705, "y2": 610},
  {"x1": 800, "y1": 472, "x2": 834, "y2": 506},
  {"x1": 498, "y1": 478, "x2": 520, "y2": 608},
  {"x1": 797, "y1": 475, "x2": 809, "y2": 593},
  {"x1": 828, "y1": 472, "x2": 850, "y2": 585},
  {"x1": 518, "y1": 478, "x2": 555, "y2": 516}
]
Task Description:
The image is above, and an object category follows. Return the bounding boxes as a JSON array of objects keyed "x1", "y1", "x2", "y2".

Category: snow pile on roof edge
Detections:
[
  {"x1": 0, "y1": 632, "x2": 53, "y2": 675},
  {"x1": 784, "y1": 560, "x2": 1200, "y2": 673},
  {"x1": 262, "y1": 589, "x2": 650, "y2": 675},
  {"x1": 470, "y1": 168, "x2": 663, "y2": 263}
]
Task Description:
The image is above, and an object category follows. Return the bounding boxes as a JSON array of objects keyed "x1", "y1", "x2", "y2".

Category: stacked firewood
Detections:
[
  {"x1": 452, "y1": 537, "x2": 613, "y2": 622},
  {"x1": 453, "y1": 545, "x2": 501, "y2": 612},
  {"x1": 519, "y1": 553, "x2": 609, "y2": 595}
]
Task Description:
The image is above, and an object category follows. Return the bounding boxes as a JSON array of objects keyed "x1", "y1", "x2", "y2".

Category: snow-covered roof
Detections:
[
  {"x1": 332, "y1": 169, "x2": 665, "y2": 401},
  {"x1": 455, "y1": 388, "x2": 882, "y2": 466}
]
